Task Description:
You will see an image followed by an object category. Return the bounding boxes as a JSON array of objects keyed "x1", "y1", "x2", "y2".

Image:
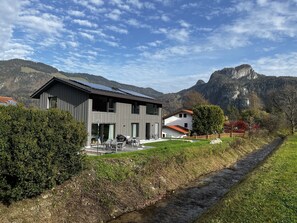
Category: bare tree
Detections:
[
  {"x1": 248, "y1": 92, "x2": 263, "y2": 110},
  {"x1": 271, "y1": 86, "x2": 297, "y2": 134},
  {"x1": 182, "y1": 91, "x2": 209, "y2": 109}
]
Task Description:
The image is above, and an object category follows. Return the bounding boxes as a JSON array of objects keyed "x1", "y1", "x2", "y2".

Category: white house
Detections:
[
  {"x1": 0, "y1": 96, "x2": 17, "y2": 106},
  {"x1": 162, "y1": 109, "x2": 193, "y2": 138}
]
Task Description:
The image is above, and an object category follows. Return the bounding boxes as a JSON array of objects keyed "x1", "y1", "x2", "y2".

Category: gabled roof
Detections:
[
  {"x1": 31, "y1": 77, "x2": 162, "y2": 105},
  {"x1": 162, "y1": 109, "x2": 193, "y2": 119},
  {"x1": 0, "y1": 96, "x2": 17, "y2": 105},
  {"x1": 163, "y1": 125, "x2": 189, "y2": 134}
]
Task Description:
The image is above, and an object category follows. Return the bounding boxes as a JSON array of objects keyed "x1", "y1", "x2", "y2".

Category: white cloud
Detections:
[
  {"x1": 253, "y1": 52, "x2": 297, "y2": 76},
  {"x1": 73, "y1": 19, "x2": 97, "y2": 28},
  {"x1": 158, "y1": 28, "x2": 190, "y2": 42},
  {"x1": 106, "y1": 9, "x2": 122, "y2": 21},
  {"x1": 89, "y1": 0, "x2": 104, "y2": 6},
  {"x1": 68, "y1": 10, "x2": 85, "y2": 17},
  {"x1": 80, "y1": 32, "x2": 95, "y2": 40},
  {"x1": 18, "y1": 13, "x2": 64, "y2": 34},
  {"x1": 126, "y1": 18, "x2": 150, "y2": 29},
  {"x1": 206, "y1": 1, "x2": 297, "y2": 49},
  {"x1": 181, "y1": 3, "x2": 200, "y2": 9},
  {"x1": 127, "y1": 0, "x2": 142, "y2": 9},
  {"x1": 179, "y1": 20, "x2": 190, "y2": 28},
  {"x1": 72, "y1": 0, "x2": 103, "y2": 10},
  {"x1": 147, "y1": 40, "x2": 162, "y2": 47},
  {"x1": 0, "y1": 0, "x2": 21, "y2": 41},
  {"x1": 0, "y1": 42, "x2": 33, "y2": 60},
  {"x1": 106, "y1": 25, "x2": 128, "y2": 34},
  {"x1": 161, "y1": 14, "x2": 170, "y2": 22},
  {"x1": 142, "y1": 45, "x2": 191, "y2": 60}
]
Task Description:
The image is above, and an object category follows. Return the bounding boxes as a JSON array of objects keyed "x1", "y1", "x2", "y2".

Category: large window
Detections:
[
  {"x1": 92, "y1": 96, "x2": 116, "y2": 112},
  {"x1": 131, "y1": 102, "x2": 140, "y2": 114},
  {"x1": 131, "y1": 123, "x2": 139, "y2": 138},
  {"x1": 146, "y1": 103, "x2": 159, "y2": 115},
  {"x1": 48, "y1": 96, "x2": 57, "y2": 109},
  {"x1": 92, "y1": 123, "x2": 115, "y2": 142}
]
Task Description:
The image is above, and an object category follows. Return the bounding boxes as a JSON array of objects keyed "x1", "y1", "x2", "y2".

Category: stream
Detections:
[{"x1": 108, "y1": 138, "x2": 283, "y2": 223}]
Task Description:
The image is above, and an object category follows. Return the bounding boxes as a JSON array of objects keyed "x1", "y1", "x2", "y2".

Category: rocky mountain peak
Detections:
[
  {"x1": 209, "y1": 64, "x2": 259, "y2": 82},
  {"x1": 232, "y1": 64, "x2": 257, "y2": 79},
  {"x1": 196, "y1": 79, "x2": 205, "y2": 85}
]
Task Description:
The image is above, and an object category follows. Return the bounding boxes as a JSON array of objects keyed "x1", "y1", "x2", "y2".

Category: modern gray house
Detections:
[{"x1": 31, "y1": 77, "x2": 162, "y2": 147}]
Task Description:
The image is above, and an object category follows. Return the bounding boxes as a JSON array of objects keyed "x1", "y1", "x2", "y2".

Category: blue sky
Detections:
[{"x1": 1, "y1": 0, "x2": 297, "y2": 93}]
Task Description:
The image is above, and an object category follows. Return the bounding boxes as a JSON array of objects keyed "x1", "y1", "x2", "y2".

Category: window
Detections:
[
  {"x1": 131, "y1": 123, "x2": 139, "y2": 138},
  {"x1": 183, "y1": 114, "x2": 187, "y2": 118},
  {"x1": 48, "y1": 96, "x2": 57, "y2": 108},
  {"x1": 179, "y1": 114, "x2": 182, "y2": 118},
  {"x1": 131, "y1": 102, "x2": 140, "y2": 114},
  {"x1": 108, "y1": 98, "x2": 116, "y2": 112},
  {"x1": 93, "y1": 123, "x2": 115, "y2": 142},
  {"x1": 92, "y1": 96, "x2": 116, "y2": 112},
  {"x1": 184, "y1": 123, "x2": 188, "y2": 128},
  {"x1": 146, "y1": 103, "x2": 159, "y2": 115}
]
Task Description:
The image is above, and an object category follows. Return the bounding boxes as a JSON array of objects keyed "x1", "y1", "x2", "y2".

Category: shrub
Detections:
[
  {"x1": 192, "y1": 105, "x2": 225, "y2": 135},
  {"x1": 0, "y1": 106, "x2": 87, "y2": 204}
]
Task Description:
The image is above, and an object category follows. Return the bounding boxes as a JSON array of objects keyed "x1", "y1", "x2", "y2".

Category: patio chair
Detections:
[
  {"x1": 110, "y1": 139, "x2": 126, "y2": 151},
  {"x1": 103, "y1": 139, "x2": 112, "y2": 150}
]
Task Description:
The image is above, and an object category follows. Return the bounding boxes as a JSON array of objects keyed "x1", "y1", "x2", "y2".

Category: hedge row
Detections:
[{"x1": 0, "y1": 106, "x2": 87, "y2": 204}]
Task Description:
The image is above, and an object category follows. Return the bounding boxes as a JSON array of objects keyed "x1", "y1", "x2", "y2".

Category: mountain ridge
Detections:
[
  {"x1": 0, "y1": 59, "x2": 163, "y2": 106},
  {"x1": 1, "y1": 59, "x2": 297, "y2": 114},
  {"x1": 161, "y1": 64, "x2": 297, "y2": 114}
]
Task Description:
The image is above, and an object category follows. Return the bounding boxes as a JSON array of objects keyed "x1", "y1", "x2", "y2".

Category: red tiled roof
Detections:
[
  {"x1": 0, "y1": 96, "x2": 16, "y2": 104},
  {"x1": 183, "y1": 109, "x2": 193, "y2": 115},
  {"x1": 164, "y1": 125, "x2": 189, "y2": 134}
]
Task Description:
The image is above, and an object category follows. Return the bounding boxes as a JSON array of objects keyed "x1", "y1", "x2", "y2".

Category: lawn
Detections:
[{"x1": 197, "y1": 134, "x2": 297, "y2": 223}]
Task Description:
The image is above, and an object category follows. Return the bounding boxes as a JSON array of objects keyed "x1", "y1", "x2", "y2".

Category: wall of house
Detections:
[
  {"x1": 39, "y1": 82, "x2": 90, "y2": 142},
  {"x1": 162, "y1": 128, "x2": 185, "y2": 138},
  {"x1": 164, "y1": 112, "x2": 193, "y2": 130},
  {"x1": 38, "y1": 82, "x2": 162, "y2": 147},
  {"x1": 90, "y1": 101, "x2": 162, "y2": 143}
]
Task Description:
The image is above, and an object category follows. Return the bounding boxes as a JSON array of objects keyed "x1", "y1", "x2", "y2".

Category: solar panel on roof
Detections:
[
  {"x1": 72, "y1": 79, "x2": 114, "y2": 92},
  {"x1": 118, "y1": 88, "x2": 154, "y2": 99},
  {"x1": 71, "y1": 79, "x2": 154, "y2": 99}
]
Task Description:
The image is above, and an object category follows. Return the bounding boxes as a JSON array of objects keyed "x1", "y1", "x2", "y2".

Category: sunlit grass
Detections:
[{"x1": 197, "y1": 134, "x2": 297, "y2": 223}]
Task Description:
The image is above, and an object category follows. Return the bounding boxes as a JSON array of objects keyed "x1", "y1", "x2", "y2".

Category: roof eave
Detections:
[{"x1": 30, "y1": 77, "x2": 92, "y2": 99}]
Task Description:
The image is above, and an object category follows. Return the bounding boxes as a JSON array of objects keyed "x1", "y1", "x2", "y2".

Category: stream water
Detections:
[{"x1": 108, "y1": 138, "x2": 283, "y2": 223}]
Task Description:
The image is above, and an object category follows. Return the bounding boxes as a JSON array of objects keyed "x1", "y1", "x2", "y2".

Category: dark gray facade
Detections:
[{"x1": 32, "y1": 78, "x2": 162, "y2": 147}]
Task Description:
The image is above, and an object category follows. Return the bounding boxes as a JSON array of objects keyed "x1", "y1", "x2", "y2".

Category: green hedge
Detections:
[
  {"x1": 0, "y1": 106, "x2": 87, "y2": 204},
  {"x1": 192, "y1": 105, "x2": 225, "y2": 135}
]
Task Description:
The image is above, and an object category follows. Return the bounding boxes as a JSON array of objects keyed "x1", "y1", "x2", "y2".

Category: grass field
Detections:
[
  {"x1": 87, "y1": 137, "x2": 237, "y2": 182},
  {"x1": 197, "y1": 134, "x2": 297, "y2": 223}
]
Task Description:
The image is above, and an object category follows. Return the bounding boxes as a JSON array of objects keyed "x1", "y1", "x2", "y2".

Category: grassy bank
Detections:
[
  {"x1": 0, "y1": 135, "x2": 276, "y2": 223},
  {"x1": 197, "y1": 134, "x2": 297, "y2": 223}
]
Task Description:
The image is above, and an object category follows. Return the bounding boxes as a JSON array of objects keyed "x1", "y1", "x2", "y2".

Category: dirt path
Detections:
[{"x1": 108, "y1": 138, "x2": 283, "y2": 223}]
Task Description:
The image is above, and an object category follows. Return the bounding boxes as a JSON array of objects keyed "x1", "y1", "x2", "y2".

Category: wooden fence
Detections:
[{"x1": 185, "y1": 132, "x2": 245, "y2": 140}]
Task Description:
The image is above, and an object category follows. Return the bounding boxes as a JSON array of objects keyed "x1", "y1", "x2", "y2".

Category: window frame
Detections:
[
  {"x1": 131, "y1": 102, "x2": 140, "y2": 114},
  {"x1": 48, "y1": 96, "x2": 57, "y2": 109},
  {"x1": 131, "y1": 123, "x2": 139, "y2": 138}
]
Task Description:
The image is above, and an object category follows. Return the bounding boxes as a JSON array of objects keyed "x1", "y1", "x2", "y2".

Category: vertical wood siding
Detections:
[
  {"x1": 39, "y1": 82, "x2": 89, "y2": 125},
  {"x1": 91, "y1": 103, "x2": 162, "y2": 141},
  {"x1": 38, "y1": 82, "x2": 162, "y2": 146}
]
